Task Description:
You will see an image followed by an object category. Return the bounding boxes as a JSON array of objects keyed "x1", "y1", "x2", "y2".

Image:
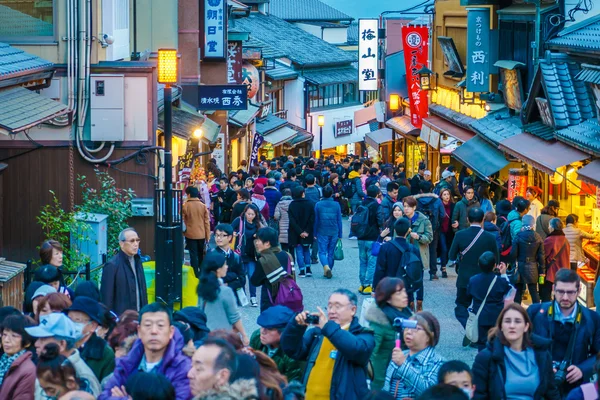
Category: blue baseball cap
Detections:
[
  {"x1": 256, "y1": 305, "x2": 294, "y2": 329},
  {"x1": 25, "y1": 312, "x2": 83, "y2": 340}
]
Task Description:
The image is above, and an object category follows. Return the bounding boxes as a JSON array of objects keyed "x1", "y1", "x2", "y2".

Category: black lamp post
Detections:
[
  {"x1": 389, "y1": 94, "x2": 399, "y2": 164},
  {"x1": 318, "y1": 115, "x2": 325, "y2": 159}
]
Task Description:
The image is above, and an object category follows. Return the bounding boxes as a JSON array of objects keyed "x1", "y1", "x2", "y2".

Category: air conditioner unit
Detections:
[
  {"x1": 102, "y1": 0, "x2": 130, "y2": 61},
  {"x1": 90, "y1": 74, "x2": 125, "y2": 141}
]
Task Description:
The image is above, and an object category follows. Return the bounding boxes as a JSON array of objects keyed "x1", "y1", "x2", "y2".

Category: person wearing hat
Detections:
[
  {"x1": 26, "y1": 312, "x2": 102, "y2": 398},
  {"x1": 435, "y1": 169, "x2": 455, "y2": 195},
  {"x1": 34, "y1": 264, "x2": 74, "y2": 299},
  {"x1": 251, "y1": 183, "x2": 271, "y2": 223},
  {"x1": 66, "y1": 296, "x2": 116, "y2": 382},
  {"x1": 526, "y1": 186, "x2": 544, "y2": 220},
  {"x1": 249, "y1": 305, "x2": 305, "y2": 383},
  {"x1": 28, "y1": 284, "x2": 57, "y2": 321}
]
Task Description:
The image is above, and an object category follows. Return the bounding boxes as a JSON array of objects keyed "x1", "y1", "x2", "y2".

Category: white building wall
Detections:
[
  {"x1": 308, "y1": 104, "x2": 366, "y2": 150},
  {"x1": 284, "y1": 78, "x2": 306, "y2": 128},
  {"x1": 294, "y1": 23, "x2": 323, "y2": 39},
  {"x1": 322, "y1": 27, "x2": 348, "y2": 44}
]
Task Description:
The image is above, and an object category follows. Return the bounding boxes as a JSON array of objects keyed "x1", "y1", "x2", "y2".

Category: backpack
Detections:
[
  {"x1": 390, "y1": 241, "x2": 423, "y2": 292},
  {"x1": 417, "y1": 199, "x2": 439, "y2": 230},
  {"x1": 268, "y1": 254, "x2": 304, "y2": 313},
  {"x1": 350, "y1": 204, "x2": 370, "y2": 239},
  {"x1": 499, "y1": 216, "x2": 513, "y2": 256},
  {"x1": 342, "y1": 177, "x2": 358, "y2": 199}
]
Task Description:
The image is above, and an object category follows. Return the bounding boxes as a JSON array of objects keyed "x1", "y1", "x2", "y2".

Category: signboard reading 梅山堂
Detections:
[
  {"x1": 335, "y1": 120, "x2": 353, "y2": 137},
  {"x1": 466, "y1": 8, "x2": 490, "y2": 93},
  {"x1": 198, "y1": 85, "x2": 248, "y2": 111},
  {"x1": 203, "y1": 0, "x2": 226, "y2": 59},
  {"x1": 358, "y1": 19, "x2": 379, "y2": 91}
]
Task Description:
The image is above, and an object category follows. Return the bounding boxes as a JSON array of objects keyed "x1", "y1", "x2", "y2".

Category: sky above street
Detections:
[{"x1": 320, "y1": 0, "x2": 429, "y2": 19}]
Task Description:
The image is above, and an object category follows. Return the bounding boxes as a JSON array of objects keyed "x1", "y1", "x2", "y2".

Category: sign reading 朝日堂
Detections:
[
  {"x1": 203, "y1": 0, "x2": 226, "y2": 59},
  {"x1": 198, "y1": 85, "x2": 248, "y2": 110},
  {"x1": 358, "y1": 19, "x2": 379, "y2": 91},
  {"x1": 402, "y1": 26, "x2": 429, "y2": 129},
  {"x1": 466, "y1": 8, "x2": 490, "y2": 93}
]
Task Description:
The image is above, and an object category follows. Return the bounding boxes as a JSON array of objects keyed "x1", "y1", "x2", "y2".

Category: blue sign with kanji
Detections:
[
  {"x1": 198, "y1": 85, "x2": 248, "y2": 110},
  {"x1": 466, "y1": 8, "x2": 490, "y2": 93},
  {"x1": 203, "y1": 0, "x2": 226, "y2": 59}
]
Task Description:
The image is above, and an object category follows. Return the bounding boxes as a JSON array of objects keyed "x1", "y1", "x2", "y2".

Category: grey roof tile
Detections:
[
  {"x1": 0, "y1": 42, "x2": 54, "y2": 80},
  {"x1": 270, "y1": 0, "x2": 353, "y2": 22},
  {"x1": 555, "y1": 119, "x2": 600, "y2": 156},
  {"x1": 469, "y1": 108, "x2": 523, "y2": 145},
  {"x1": 234, "y1": 12, "x2": 356, "y2": 66},
  {"x1": 301, "y1": 65, "x2": 358, "y2": 85},
  {"x1": 547, "y1": 14, "x2": 600, "y2": 53},
  {"x1": 265, "y1": 63, "x2": 298, "y2": 80},
  {"x1": 0, "y1": 5, "x2": 54, "y2": 37},
  {"x1": 255, "y1": 113, "x2": 288, "y2": 135},
  {"x1": 347, "y1": 22, "x2": 358, "y2": 45},
  {"x1": 0, "y1": 86, "x2": 68, "y2": 133}
]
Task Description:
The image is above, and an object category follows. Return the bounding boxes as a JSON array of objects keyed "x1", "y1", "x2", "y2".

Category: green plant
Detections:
[
  {"x1": 78, "y1": 169, "x2": 136, "y2": 256},
  {"x1": 36, "y1": 191, "x2": 91, "y2": 271}
]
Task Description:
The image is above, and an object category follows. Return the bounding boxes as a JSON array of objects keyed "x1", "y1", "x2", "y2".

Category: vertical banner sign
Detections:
[
  {"x1": 358, "y1": 19, "x2": 379, "y2": 91},
  {"x1": 402, "y1": 26, "x2": 429, "y2": 129},
  {"x1": 227, "y1": 42, "x2": 243, "y2": 84},
  {"x1": 508, "y1": 168, "x2": 528, "y2": 202},
  {"x1": 203, "y1": 0, "x2": 226, "y2": 59},
  {"x1": 212, "y1": 133, "x2": 225, "y2": 172},
  {"x1": 250, "y1": 132, "x2": 264, "y2": 166},
  {"x1": 466, "y1": 8, "x2": 490, "y2": 93}
]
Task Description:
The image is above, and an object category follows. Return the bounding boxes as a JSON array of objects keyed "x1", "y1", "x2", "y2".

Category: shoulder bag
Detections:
[
  {"x1": 234, "y1": 218, "x2": 244, "y2": 256},
  {"x1": 449, "y1": 228, "x2": 484, "y2": 270},
  {"x1": 465, "y1": 276, "x2": 497, "y2": 343}
]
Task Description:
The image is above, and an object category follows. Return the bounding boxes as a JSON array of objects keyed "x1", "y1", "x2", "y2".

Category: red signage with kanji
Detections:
[{"x1": 401, "y1": 26, "x2": 429, "y2": 129}]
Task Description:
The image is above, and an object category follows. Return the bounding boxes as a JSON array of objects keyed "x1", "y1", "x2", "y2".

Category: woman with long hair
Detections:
[
  {"x1": 232, "y1": 203, "x2": 265, "y2": 307},
  {"x1": 438, "y1": 187, "x2": 455, "y2": 278},
  {"x1": 472, "y1": 303, "x2": 560, "y2": 400},
  {"x1": 541, "y1": 218, "x2": 571, "y2": 302},
  {"x1": 197, "y1": 252, "x2": 249, "y2": 345},
  {"x1": 380, "y1": 203, "x2": 404, "y2": 241}
]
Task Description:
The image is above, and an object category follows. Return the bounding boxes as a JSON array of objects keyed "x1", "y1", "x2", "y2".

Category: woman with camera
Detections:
[
  {"x1": 472, "y1": 303, "x2": 560, "y2": 400},
  {"x1": 383, "y1": 311, "x2": 444, "y2": 399},
  {"x1": 365, "y1": 277, "x2": 413, "y2": 390}
]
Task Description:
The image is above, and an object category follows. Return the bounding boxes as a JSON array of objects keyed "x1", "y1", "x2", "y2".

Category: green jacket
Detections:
[
  {"x1": 452, "y1": 196, "x2": 480, "y2": 231},
  {"x1": 80, "y1": 333, "x2": 116, "y2": 383},
  {"x1": 250, "y1": 329, "x2": 305, "y2": 383}
]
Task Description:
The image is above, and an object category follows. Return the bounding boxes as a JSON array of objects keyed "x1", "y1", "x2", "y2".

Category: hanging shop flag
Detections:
[
  {"x1": 250, "y1": 131, "x2": 264, "y2": 166},
  {"x1": 203, "y1": 0, "x2": 226, "y2": 59},
  {"x1": 466, "y1": 8, "x2": 490, "y2": 93},
  {"x1": 358, "y1": 19, "x2": 379, "y2": 91},
  {"x1": 508, "y1": 168, "x2": 528, "y2": 202},
  {"x1": 227, "y1": 42, "x2": 243, "y2": 84},
  {"x1": 402, "y1": 25, "x2": 429, "y2": 129}
]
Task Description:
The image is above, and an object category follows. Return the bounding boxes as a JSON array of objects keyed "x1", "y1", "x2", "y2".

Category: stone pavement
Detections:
[{"x1": 240, "y1": 217, "x2": 478, "y2": 366}]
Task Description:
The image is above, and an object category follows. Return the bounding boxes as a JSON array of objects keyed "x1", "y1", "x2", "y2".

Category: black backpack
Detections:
[
  {"x1": 417, "y1": 199, "x2": 439, "y2": 230},
  {"x1": 342, "y1": 177, "x2": 358, "y2": 199},
  {"x1": 350, "y1": 204, "x2": 370, "y2": 239},
  {"x1": 390, "y1": 241, "x2": 423, "y2": 292},
  {"x1": 499, "y1": 216, "x2": 514, "y2": 256}
]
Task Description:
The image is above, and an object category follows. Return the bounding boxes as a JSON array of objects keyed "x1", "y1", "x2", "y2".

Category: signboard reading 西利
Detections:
[
  {"x1": 335, "y1": 120, "x2": 353, "y2": 137},
  {"x1": 203, "y1": 0, "x2": 226, "y2": 59},
  {"x1": 358, "y1": 19, "x2": 379, "y2": 91},
  {"x1": 466, "y1": 8, "x2": 490, "y2": 93},
  {"x1": 402, "y1": 26, "x2": 429, "y2": 129},
  {"x1": 198, "y1": 85, "x2": 248, "y2": 110}
]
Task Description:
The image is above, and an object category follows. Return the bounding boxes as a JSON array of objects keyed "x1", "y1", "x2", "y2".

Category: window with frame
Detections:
[
  {"x1": 0, "y1": 0, "x2": 55, "y2": 41},
  {"x1": 308, "y1": 82, "x2": 358, "y2": 109}
]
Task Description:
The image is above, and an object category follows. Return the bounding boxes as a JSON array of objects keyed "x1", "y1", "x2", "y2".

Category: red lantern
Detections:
[{"x1": 508, "y1": 168, "x2": 528, "y2": 202}]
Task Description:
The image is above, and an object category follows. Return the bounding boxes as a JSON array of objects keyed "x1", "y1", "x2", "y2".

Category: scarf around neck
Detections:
[
  {"x1": 258, "y1": 246, "x2": 288, "y2": 296},
  {"x1": 0, "y1": 349, "x2": 25, "y2": 385}
]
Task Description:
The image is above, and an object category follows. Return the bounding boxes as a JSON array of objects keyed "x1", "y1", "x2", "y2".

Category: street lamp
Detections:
[
  {"x1": 416, "y1": 67, "x2": 436, "y2": 91},
  {"x1": 193, "y1": 128, "x2": 203, "y2": 138},
  {"x1": 388, "y1": 94, "x2": 400, "y2": 165},
  {"x1": 318, "y1": 115, "x2": 325, "y2": 159}
]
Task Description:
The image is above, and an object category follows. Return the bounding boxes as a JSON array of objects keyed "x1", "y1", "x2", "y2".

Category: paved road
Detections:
[{"x1": 240, "y1": 217, "x2": 478, "y2": 366}]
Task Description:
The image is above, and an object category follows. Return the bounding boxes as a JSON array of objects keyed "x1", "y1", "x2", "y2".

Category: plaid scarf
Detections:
[{"x1": 0, "y1": 349, "x2": 25, "y2": 386}]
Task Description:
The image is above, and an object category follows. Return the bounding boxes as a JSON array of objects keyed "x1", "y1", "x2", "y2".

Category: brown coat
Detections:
[
  {"x1": 0, "y1": 351, "x2": 36, "y2": 400},
  {"x1": 182, "y1": 198, "x2": 210, "y2": 239},
  {"x1": 543, "y1": 231, "x2": 571, "y2": 283}
]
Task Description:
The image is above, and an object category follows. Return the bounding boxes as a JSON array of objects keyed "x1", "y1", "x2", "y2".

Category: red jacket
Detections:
[
  {"x1": 0, "y1": 351, "x2": 36, "y2": 400},
  {"x1": 543, "y1": 230, "x2": 571, "y2": 283}
]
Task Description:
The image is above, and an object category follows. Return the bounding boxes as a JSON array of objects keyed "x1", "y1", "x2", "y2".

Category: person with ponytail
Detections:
[{"x1": 197, "y1": 252, "x2": 249, "y2": 345}]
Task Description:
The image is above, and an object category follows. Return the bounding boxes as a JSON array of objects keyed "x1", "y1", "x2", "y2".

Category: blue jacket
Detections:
[
  {"x1": 264, "y1": 186, "x2": 282, "y2": 218},
  {"x1": 314, "y1": 198, "x2": 343, "y2": 238},
  {"x1": 483, "y1": 221, "x2": 502, "y2": 251},
  {"x1": 466, "y1": 271, "x2": 512, "y2": 326},
  {"x1": 305, "y1": 186, "x2": 322, "y2": 205},
  {"x1": 281, "y1": 317, "x2": 375, "y2": 400},
  {"x1": 374, "y1": 237, "x2": 423, "y2": 294}
]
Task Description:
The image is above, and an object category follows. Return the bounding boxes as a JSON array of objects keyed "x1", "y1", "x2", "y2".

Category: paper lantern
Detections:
[
  {"x1": 242, "y1": 62, "x2": 260, "y2": 99},
  {"x1": 566, "y1": 167, "x2": 581, "y2": 195},
  {"x1": 549, "y1": 166, "x2": 564, "y2": 185}
]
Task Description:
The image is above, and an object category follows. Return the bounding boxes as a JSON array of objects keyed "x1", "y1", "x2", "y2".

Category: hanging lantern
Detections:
[
  {"x1": 416, "y1": 67, "x2": 435, "y2": 91},
  {"x1": 566, "y1": 167, "x2": 581, "y2": 195},
  {"x1": 242, "y1": 62, "x2": 260, "y2": 99},
  {"x1": 549, "y1": 166, "x2": 565, "y2": 185}
]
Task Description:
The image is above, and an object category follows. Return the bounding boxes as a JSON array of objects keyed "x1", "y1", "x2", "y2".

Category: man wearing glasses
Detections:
[
  {"x1": 280, "y1": 288, "x2": 375, "y2": 399},
  {"x1": 209, "y1": 224, "x2": 246, "y2": 305},
  {"x1": 527, "y1": 269, "x2": 600, "y2": 396},
  {"x1": 101, "y1": 227, "x2": 148, "y2": 315}
]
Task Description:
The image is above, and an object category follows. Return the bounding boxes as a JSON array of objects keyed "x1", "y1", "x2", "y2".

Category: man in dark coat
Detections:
[
  {"x1": 217, "y1": 177, "x2": 237, "y2": 223},
  {"x1": 288, "y1": 186, "x2": 316, "y2": 277},
  {"x1": 211, "y1": 223, "x2": 246, "y2": 303},
  {"x1": 377, "y1": 181, "x2": 399, "y2": 224},
  {"x1": 100, "y1": 227, "x2": 148, "y2": 316},
  {"x1": 281, "y1": 289, "x2": 375, "y2": 399},
  {"x1": 527, "y1": 269, "x2": 600, "y2": 396},
  {"x1": 449, "y1": 208, "x2": 499, "y2": 330}
]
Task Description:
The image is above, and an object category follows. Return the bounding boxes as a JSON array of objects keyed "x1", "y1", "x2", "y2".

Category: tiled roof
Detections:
[
  {"x1": 158, "y1": 107, "x2": 219, "y2": 144},
  {"x1": 523, "y1": 121, "x2": 555, "y2": 141},
  {"x1": 229, "y1": 103, "x2": 261, "y2": 126},
  {"x1": 0, "y1": 86, "x2": 68, "y2": 134},
  {"x1": 429, "y1": 103, "x2": 477, "y2": 131},
  {"x1": 575, "y1": 63, "x2": 600, "y2": 84},
  {"x1": 265, "y1": 63, "x2": 298, "y2": 80},
  {"x1": 255, "y1": 113, "x2": 288, "y2": 135},
  {"x1": 302, "y1": 65, "x2": 357, "y2": 85},
  {"x1": 244, "y1": 37, "x2": 287, "y2": 59},
  {"x1": 547, "y1": 14, "x2": 600, "y2": 53},
  {"x1": 347, "y1": 22, "x2": 358, "y2": 45},
  {"x1": 233, "y1": 13, "x2": 356, "y2": 66},
  {"x1": 469, "y1": 109, "x2": 523, "y2": 145},
  {"x1": 299, "y1": 21, "x2": 347, "y2": 28},
  {"x1": 385, "y1": 116, "x2": 419, "y2": 136},
  {"x1": 554, "y1": 120, "x2": 600, "y2": 157},
  {"x1": 539, "y1": 59, "x2": 596, "y2": 129},
  {"x1": 0, "y1": 42, "x2": 54, "y2": 81},
  {"x1": 286, "y1": 125, "x2": 313, "y2": 147},
  {"x1": 270, "y1": 0, "x2": 353, "y2": 22},
  {"x1": 0, "y1": 6, "x2": 53, "y2": 38}
]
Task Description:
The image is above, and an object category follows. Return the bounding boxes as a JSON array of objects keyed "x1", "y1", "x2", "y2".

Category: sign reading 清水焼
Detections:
[
  {"x1": 402, "y1": 25, "x2": 429, "y2": 129},
  {"x1": 466, "y1": 8, "x2": 490, "y2": 93},
  {"x1": 227, "y1": 42, "x2": 243, "y2": 84},
  {"x1": 358, "y1": 19, "x2": 379, "y2": 91},
  {"x1": 198, "y1": 85, "x2": 248, "y2": 110},
  {"x1": 203, "y1": 0, "x2": 226, "y2": 59},
  {"x1": 335, "y1": 120, "x2": 353, "y2": 137}
]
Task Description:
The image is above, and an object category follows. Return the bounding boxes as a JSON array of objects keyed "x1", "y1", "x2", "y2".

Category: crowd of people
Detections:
[{"x1": 4, "y1": 154, "x2": 600, "y2": 400}]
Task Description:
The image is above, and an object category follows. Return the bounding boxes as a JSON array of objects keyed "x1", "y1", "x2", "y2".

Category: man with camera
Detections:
[
  {"x1": 280, "y1": 288, "x2": 375, "y2": 399},
  {"x1": 527, "y1": 269, "x2": 600, "y2": 395}
]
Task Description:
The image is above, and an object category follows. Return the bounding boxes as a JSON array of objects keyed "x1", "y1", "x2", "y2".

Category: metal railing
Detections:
[{"x1": 25, "y1": 254, "x2": 108, "y2": 289}]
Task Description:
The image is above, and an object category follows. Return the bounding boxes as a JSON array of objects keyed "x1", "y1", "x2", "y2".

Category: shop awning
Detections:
[
  {"x1": 262, "y1": 126, "x2": 297, "y2": 146},
  {"x1": 285, "y1": 125, "x2": 313, "y2": 148},
  {"x1": 255, "y1": 114, "x2": 287, "y2": 135},
  {"x1": 229, "y1": 103, "x2": 260, "y2": 127},
  {"x1": 422, "y1": 114, "x2": 475, "y2": 143},
  {"x1": 385, "y1": 116, "x2": 419, "y2": 137},
  {"x1": 157, "y1": 108, "x2": 220, "y2": 144},
  {"x1": 0, "y1": 86, "x2": 69, "y2": 135},
  {"x1": 354, "y1": 101, "x2": 385, "y2": 127},
  {"x1": 364, "y1": 128, "x2": 393, "y2": 148},
  {"x1": 452, "y1": 135, "x2": 509, "y2": 179},
  {"x1": 499, "y1": 133, "x2": 590, "y2": 175},
  {"x1": 577, "y1": 160, "x2": 600, "y2": 187}
]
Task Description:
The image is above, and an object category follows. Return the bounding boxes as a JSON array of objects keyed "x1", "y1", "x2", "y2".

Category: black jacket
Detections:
[
  {"x1": 473, "y1": 335, "x2": 560, "y2": 400},
  {"x1": 217, "y1": 188, "x2": 237, "y2": 223},
  {"x1": 231, "y1": 200, "x2": 249, "y2": 223},
  {"x1": 509, "y1": 229, "x2": 545, "y2": 284},
  {"x1": 212, "y1": 247, "x2": 246, "y2": 291},
  {"x1": 281, "y1": 317, "x2": 375, "y2": 400},
  {"x1": 288, "y1": 198, "x2": 315, "y2": 247},
  {"x1": 466, "y1": 272, "x2": 512, "y2": 326},
  {"x1": 374, "y1": 237, "x2": 423, "y2": 294},
  {"x1": 527, "y1": 302, "x2": 600, "y2": 388},
  {"x1": 449, "y1": 226, "x2": 499, "y2": 288},
  {"x1": 100, "y1": 250, "x2": 148, "y2": 316},
  {"x1": 358, "y1": 197, "x2": 381, "y2": 241},
  {"x1": 250, "y1": 250, "x2": 290, "y2": 312}
]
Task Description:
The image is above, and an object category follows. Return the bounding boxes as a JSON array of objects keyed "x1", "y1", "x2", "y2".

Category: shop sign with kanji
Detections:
[
  {"x1": 203, "y1": 0, "x2": 226, "y2": 59},
  {"x1": 466, "y1": 8, "x2": 490, "y2": 93},
  {"x1": 198, "y1": 85, "x2": 248, "y2": 110},
  {"x1": 358, "y1": 19, "x2": 379, "y2": 91},
  {"x1": 401, "y1": 25, "x2": 429, "y2": 129}
]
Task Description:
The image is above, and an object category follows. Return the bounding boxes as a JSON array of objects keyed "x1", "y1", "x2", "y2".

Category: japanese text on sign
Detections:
[
  {"x1": 204, "y1": 0, "x2": 226, "y2": 59},
  {"x1": 227, "y1": 42, "x2": 242, "y2": 84},
  {"x1": 466, "y1": 8, "x2": 490, "y2": 93},
  {"x1": 198, "y1": 85, "x2": 248, "y2": 111},
  {"x1": 358, "y1": 19, "x2": 379, "y2": 91},
  {"x1": 402, "y1": 26, "x2": 429, "y2": 129}
]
